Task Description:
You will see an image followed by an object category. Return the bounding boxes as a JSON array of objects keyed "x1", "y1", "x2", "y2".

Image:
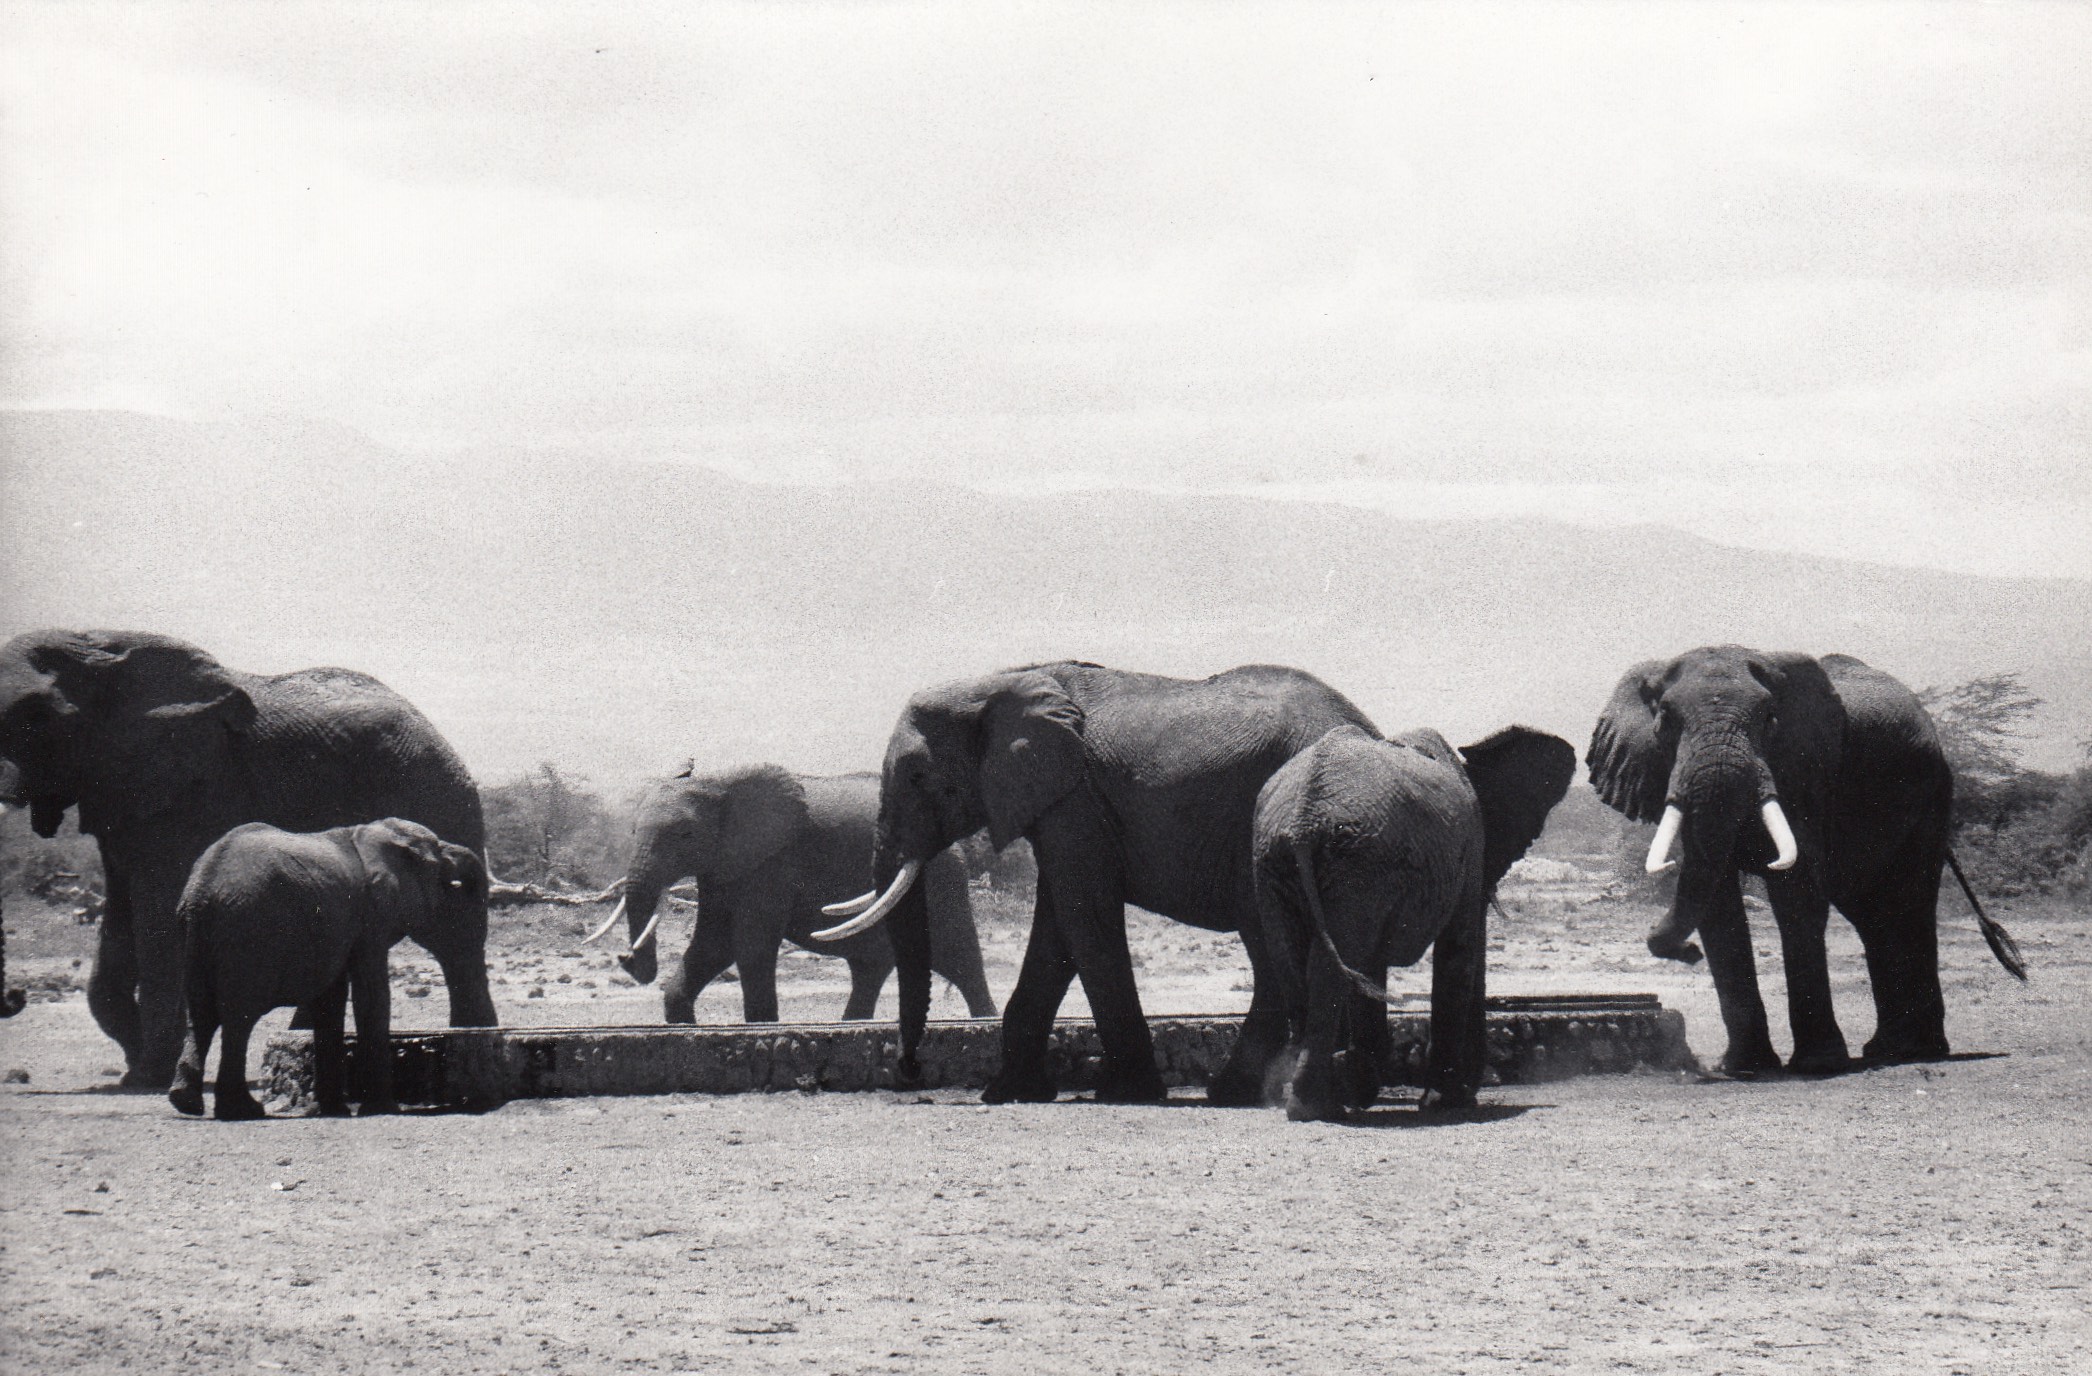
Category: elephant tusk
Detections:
[
  {"x1": 581, "y1": 897, "x2": 627, "y2": 946},
  {"x1": 1646, "y1": 805, "x2": 1683, "y2": 875},
  {"x1": 625, "y1": 907, "x2": 661, "y2": 955},
  {"x1": 1761, "y1": 798, "x2": 1800, "y2": 871},
  {"x1": 811, "y1": 860, "x2": 923, "y2": 941},
  {"x1": 820, "y1": 888, "x2": 879, "y2": 919}
]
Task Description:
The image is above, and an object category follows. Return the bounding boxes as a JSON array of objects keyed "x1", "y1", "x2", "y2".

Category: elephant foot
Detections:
[
  {"x1": 315, "y1": 1100, "x2": 353, "y2": 1119},
  {"x1": 1285, "y1": 1058, "x2": 1348, "y2": 1122},
  {"x1": 981, "y1": 1064, "x2": 1057, "y2": 1104},
  {"x1": 168, "y1": 1080, "x2": 205, "y2": 1117},
  {"x1": 1417, "y1": 1084, "x2": 1478, "y2": 1112},
  {"x1": 1862, "y1": 1031, "x2": 1950, "y2": 1065},
  {"x1": 215, "y1": 1094, "x2": 267, "y2": 1122},
  {"x1": 355, "y1": 1098, "x2": 400, "y2": 1117},
  {"x1": 1786, "y1": 1043, "x2": 1853, "y2": 1077},
  {"x1": 1648, "y1": 938, "x2": 1703, "y2": 966},
  {"x1": 1716, "y1": 1044, "x2": 1785, "y2": 1079},
  {"x1": 120, "y1": 1066, "x2": 176, "y2": 1092},
  {"x1": 1092, "y1": 1063, "x2": 1168, "y2": 1105},
  {"x1": 1338, "y1": 1049, "x2": 1382, "y2": 1110},
  {"x1": 662, "y1": 1003, "x2": 696, "y2": 1026}
]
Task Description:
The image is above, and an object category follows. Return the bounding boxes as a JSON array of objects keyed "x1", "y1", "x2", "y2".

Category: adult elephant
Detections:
[
  {"x1": 596, "y1": 763, "x2": 997, "y2": 1023},
  {"x1": 1587, "y1": 645, "x2": 2023, "y2": 1076},
  {"x1": 1254, "y1": 724, "x2": 1576, "y2": 1121},
  {"x1": 815, "y1": 661, "x2": 1380, "y2": 1105},
  {"x1": 0, "y1": 629, "x2": 497, "y2": 1088}
]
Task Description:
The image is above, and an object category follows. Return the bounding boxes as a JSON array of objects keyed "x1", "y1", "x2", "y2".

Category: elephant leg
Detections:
[
  {"x1": 1764, "y1": 873, "x2": 1849, "y2": 1074},
  {"x1": 1208, "y1": 896, "x2": 1291, "y2": 1107},
  {"x1": 983, "y1": 888, "x2": 1078, "y2": 1105},
  {"x1": 1286, "y1": 940, "x2": 1349, "y2": 1122},
  {"x1": 213, "y1": 1011, "x2": 266, "y2": 1121},
  {"x1": 122, "y1": 867, "x2": 191, "y2": 1090},
  {"x1": 309, "y1": 973, "x2": 353, "y2": 1117},
  {"x1": 349, "y1": 945, "x2": 398, "y2": 1115},
  {"x1": 729, "y1": 895, "x2": 784, "y2": 1024},
  {"x1": 663, "y1": 915, "x2": 735, "y2": 1025},
  {"x1": 1345, "y1": 983, "x2": 1391, "y2": 1109},
  {"x1": 840, "y1": 955, "x2": 891, "y2": 1020},
  {"x1": 1695, "y1": 872, "x2": 1781, "y2": 1076},
  {"x1": 1848, "y1": 860, "x2": 1949, "y2": 1063},
  {"x1": 1424, "y1": 899, "x2": 1487, "y2": 1108},
  {"x1": 925, "y1": 869, "x2": 998, "y2": 1019},
  {"x1": 1052, "y1": 869, "x2": 1164, "y2": 1105},
  {"x1": 87, "y1": 865, "x2": 145, "y2": 1070},
  {"x1": 168, "y1": 966, "x2": 216, "y2": 1118}
]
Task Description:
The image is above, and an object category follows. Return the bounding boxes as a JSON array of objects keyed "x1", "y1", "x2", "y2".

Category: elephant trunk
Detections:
[
  {"x1": 1645, "y1": 737, "x2": 1768, "y2": 963},
  {"x1": 437, "y1": 948, "x2": 499, "y2": 1028},
  {"x1": 614, "y1": 879, "x2": 668, "y2": 986},
  {"x1": 878, "y1": 849, "x2": 934, "y2": 1082}
]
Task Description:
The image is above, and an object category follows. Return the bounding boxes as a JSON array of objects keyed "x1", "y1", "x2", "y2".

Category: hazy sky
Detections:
[{"x1": 4, "y1": 1, "x2": 2088, "y2": 577}]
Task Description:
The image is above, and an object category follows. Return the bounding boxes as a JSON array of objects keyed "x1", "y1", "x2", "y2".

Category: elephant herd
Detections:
[{"x1": 0, "y1": 629, "x2": 2023, "y2": 1124}]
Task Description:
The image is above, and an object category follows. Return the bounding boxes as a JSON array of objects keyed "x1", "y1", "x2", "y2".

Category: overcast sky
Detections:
[{"x1": 4, "y1": 1, "x2": 2087, "y2": 578}]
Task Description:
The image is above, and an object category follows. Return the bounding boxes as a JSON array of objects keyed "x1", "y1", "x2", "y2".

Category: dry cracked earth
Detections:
[{"x1": 3, "y1": 863, "x2": 2088, "y2": 1374}]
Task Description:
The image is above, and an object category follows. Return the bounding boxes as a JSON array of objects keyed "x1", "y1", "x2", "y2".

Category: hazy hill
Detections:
[{"x1": 4, "y1": 408, "x2": 2087, "y2": 790}]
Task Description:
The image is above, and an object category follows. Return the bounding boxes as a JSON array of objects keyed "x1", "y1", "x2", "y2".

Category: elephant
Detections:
[
  {"x1": 1587, "y1": 645, "x2": 2024, "y2": 1076},
  {"x1": 1253, "y1": 724, "x2": 1576, "y2": 1121},
  {"x1": 169, "y1": 819, "x2": 489, "y2": 1120},
  {"x1": 598, "y1": 763, "x2": 997, "y2": 1023},
  {"x1": 1, "y1": 894, "x2": 23, "y2": 1017},
  {"x1": 814, "y1": 660, "x2": 1381, "y2": 1105},
  {"x1": 0, "y1": 629, "x2": 497, "y2": 1088}
]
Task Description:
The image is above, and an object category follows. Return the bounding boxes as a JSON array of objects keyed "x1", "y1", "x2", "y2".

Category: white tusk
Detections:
[
  {"x1": 581, "y1": 897, "x2": 627, "y2": 945},
  {"x1": 1761, "y1": 798, "x2": 1800, "y2": 871},
  {"x1": 820, "y1": 888, "x2": 879, "y2": 920},
  {"x1": 811, "y1": 860, "x2": 923, "y2": 941},
  {"x1": 625, "y1": 907, "x2": 661, "y2": 954},
  {"x1": 1646, "y1": 805, "x2": 1684, "y2": 875}
]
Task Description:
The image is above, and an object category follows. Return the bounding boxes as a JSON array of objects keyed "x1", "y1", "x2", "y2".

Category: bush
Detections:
[
  {"x1": 1920, "y1": 673, "x2": 2089, "y2": 899},
  {"x1": 481, "y1": 763, "x2": 630, "y2": 889},
  {"x1": 0, "y1": 807, "x2": 104, "y2": 914}
]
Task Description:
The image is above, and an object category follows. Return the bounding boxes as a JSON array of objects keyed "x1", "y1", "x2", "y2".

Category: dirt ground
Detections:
[{"x1": 3, "y1": 865, "x2": 2087, "y2": 1374}]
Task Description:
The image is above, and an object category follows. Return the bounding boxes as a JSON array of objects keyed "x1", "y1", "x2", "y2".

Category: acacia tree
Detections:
[
  {"x1": 1917, "y1": 672, "x2": 2043, "y2": 789},
  {"x1": 481, "y1": 763, "x2": 626, "y2": 888}
]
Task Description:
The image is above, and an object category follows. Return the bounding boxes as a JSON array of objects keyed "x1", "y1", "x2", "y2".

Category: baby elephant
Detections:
[
  {"x1": 170, "y1": 819, "x2": 489, "y2": 1120},
  {"x1": 1254, "y1": 724, "x2": 1576, "y2": 1121}
]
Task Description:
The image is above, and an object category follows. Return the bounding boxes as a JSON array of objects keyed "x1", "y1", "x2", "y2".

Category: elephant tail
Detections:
[
  {"x1": 1946, "y1": 849, "x2": 2027, "y2": 982},
  {"x1": 1289, "y1": 839, "x2": 1405, "y2": 1008}
]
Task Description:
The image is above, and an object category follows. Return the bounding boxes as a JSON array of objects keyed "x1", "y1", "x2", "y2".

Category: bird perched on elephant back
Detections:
[
  {"x1": 170, "y1": 818, "x2": 488, "y2": 1120},
  {"x1": 813, "y1": 660, "x2": 1382, "y2": 1105},
  {"x1": 0, "y1": 629, "x2": 498, "y2": 1088},
  {"x1": 1254, "y1": 724, "x2": 1577, "y2": 1121},
  {"x1": 593, "y1": 763, "x2": 996, "y2": 1023},
  {"x1": 1587, "y1": 646, "x2": 2023, "y2": 1078}
]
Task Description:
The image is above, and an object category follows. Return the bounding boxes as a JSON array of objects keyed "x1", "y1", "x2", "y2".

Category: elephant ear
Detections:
[
  {"x1": 978, "y1": 672, "x2": 1086, "y2": 851},
  {"x1": 1745, "y1": 651, "x2": 1844, "y2": 805},
  {"x1": 715, "y1": 764, "x2": 809, "y2": 881},
  {"x1": 1462, "y1": 727, "x2": 1578, "y2": 891},
  {"x1": 37, "y1": 633, "x2": 259, "y2": 824},
  {"x1": 439, "y1": 842, "x2": 489, "y2": 901},
  {"x1": 1586, "y1": 660, "x2": 1672, "y2": 824}
]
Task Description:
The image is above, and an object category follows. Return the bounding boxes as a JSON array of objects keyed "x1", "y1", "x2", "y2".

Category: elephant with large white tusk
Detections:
[
  {"x1": 606, "y1": 763, "x2": 995, "y2": 1024},
  {"x1": 1589, "y1": 646, "x2": 2023, "y2": 1078}
]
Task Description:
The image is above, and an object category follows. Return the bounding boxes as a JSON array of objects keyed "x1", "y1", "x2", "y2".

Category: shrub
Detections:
[{"x1": 481, "y1": 763, "x2": 630, "y2": 889}]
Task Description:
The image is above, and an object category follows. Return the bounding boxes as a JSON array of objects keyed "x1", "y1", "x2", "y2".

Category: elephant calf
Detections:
[
  {"x1": 1254, "y1": 725, "x2": 1575, "y2": 1121},
  {"x1": 170, "y1": 819, "x2": 489, "y2": 1121},
  {"x1": 596, "y1": 764, "x2": 997, "y2": 1024}
]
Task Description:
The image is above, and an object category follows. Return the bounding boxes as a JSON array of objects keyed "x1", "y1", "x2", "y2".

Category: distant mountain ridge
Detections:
[{"x1": 4, "y1": 408, "x2": 2087, "y2": 787}]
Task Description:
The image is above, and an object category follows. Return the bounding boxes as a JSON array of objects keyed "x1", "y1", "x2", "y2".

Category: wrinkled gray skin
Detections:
[
  {"x1": 860, "y1": 661, "x2": 1379, "y2": 1106},
  {"x1": 613, "y1": 765, "x2": 996, "y2": 1023},
  {"x1": 1255, "y1": 725, "x2": 1576, "y2": 1121},
  {"x1": 0, "y1": 630, "x2": 497, "y2": 1088},
  {"x1": 169, "y1": 819, "x2": 488, "y2": 1120},
  {"x1": 1589, "y1": 647, "x2": 1973, "y2": 1075}
]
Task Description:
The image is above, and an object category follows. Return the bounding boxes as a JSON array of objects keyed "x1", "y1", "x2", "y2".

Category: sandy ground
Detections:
[{"x1": 3, "y1": 866, "x2": 2088, "y2": 1374}]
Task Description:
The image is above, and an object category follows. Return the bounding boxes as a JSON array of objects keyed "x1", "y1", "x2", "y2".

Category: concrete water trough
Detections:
[{"x1": 259, "y1": 993, "x2": 1694, "y2": 1111}]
